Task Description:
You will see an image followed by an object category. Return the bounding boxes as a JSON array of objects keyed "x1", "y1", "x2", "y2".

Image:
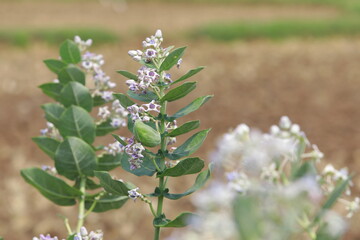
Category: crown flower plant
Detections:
[{"x1": 98, "y1": 29, "x2": 213, "y2": 240}]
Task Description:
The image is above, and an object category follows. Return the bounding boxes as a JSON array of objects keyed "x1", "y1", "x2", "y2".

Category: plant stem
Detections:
[
  {"x1": 154, "y1": 85, "x2": 167, "y2": 240},
  {"x1": 76, "y1": 176, "x2": 87, "y2": 233}
]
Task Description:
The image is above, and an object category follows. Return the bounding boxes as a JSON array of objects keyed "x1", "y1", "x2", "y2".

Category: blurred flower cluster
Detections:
[
  {"x1": 74, "y1": 36, "x2": 116, "y2": 102},
  {"x1": 169, "y1": 116, "x2": 359, "y2": 240},
  {"x1": 126, "y1": 30, "x2": 175, "y2": 95},
  {"x1": 32, "y1": 227, "x2": 103, "y2": 240}
]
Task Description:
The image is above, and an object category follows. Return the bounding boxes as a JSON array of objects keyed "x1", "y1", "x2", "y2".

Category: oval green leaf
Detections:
[
  {"x1": 55, "y1": 137, "x2": 97, "y2": 180},
  {"x1": 58, "y1": 105, "x2": 96, "y2": 144},
  {"x1": 171, "y1": 95, "x2": 213, "y2": 119},
  {"x1": 32, "y1": 136, "x2": 60, "y2": 160},
  {"x1": 153, "y1": 212, "x2": 195, "y2": 228},
  {"x1": 171, "y1": 66, "x2": 205, "y2": 85},
  {"x1": 21, "y1": 167, "x2": 82, "y2": 206},
  {"x1": 58, "y1": 66, "x2": 85, "y2": 85},
  {"x1": 43, "y1": 59, "x2": 67, "y2": 74},
  {"x1": 60, "y1": 82, "x2": 93, "y2": 112},
  {"x1": 160, "y1": 47, "x2": 186, "y2": 72},
  {"x1": 161, "y1": 82, "x2": 196, "y2": 103},
  {"x1": 39, "y1": 83, "x2": 63, "y2": 101},
  {"x1": 158, "y1": 157, "x2": 204, "y2": 177},
  {"x1": 60, "y1": 40, "x2": 81, "y2": 64},
  {"x1": 85, "y1": 193, "x2": 128, "y2": 213},
  {"x1": 41, "y1": 103, "x2": 65, "y2": 126},
  {"x1": 96, "y1": 153, "x2": 122, "y2": 171},
  {"x1": 168, "y1": 120, "x2": 200, "y2": 137}
]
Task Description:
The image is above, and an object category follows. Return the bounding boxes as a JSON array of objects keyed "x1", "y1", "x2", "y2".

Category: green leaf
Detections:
[
  {"x1": 127, "y1": 90, "x2": 158, "y2": 102},
  {"x1": 39, "y1": 83, "x2": 63, "y2": 101},
  {"x1": 160, "y1": 47, "x2": 186, "y2": 72},
  {"x1": 93, "y1": 96, "x2": 107, "y2": 107},
  {"x1": 55, "y1": 137, "x2": 97, "y2": 180},
  {"x1": 58, "y1": 105, "x2": 96, "y2": 144},
  {"x1": 166, "y1": 129, "x2": 210, "y2": 160},
  {"x1": 171, "y1": 66, "x2": 205, "y2": 85},
  {"x1": 158, "y1": 157, "x2": 204, "y2": 177},
  {"x1": 58, "y1": 66, "x2": 85, "y2": 85},
  {"x1": 96, "y1": 119, "x2": 118, "y2": 136},
  {"x1": 59, "y1": 40, "x2": 81, "y2": 64},
  {"x1": 43, "y1": 59, "x2": 67, "y2": 74},
  {"x1": 41, "y1": 103, "x2": 65, "y2": 125},
  {"x1": 66, "y1": 234, "x2": 76, "y2": 240},
  {"x1": 21, "y1": 167, "x2": 81, "y2": 206},
  {"x1": 316, "y1": 223, "x2": 342, "y2": 240},
  {"x1": 164, "y1": 166, "x2": 212, "y2": 200},
  {"x1": 153, "y1": 212, "x2": 195, "y2": 228},
  {"x1": 322, "y1": 178, "x2": 350, "y2": 210},
  {"x1": 161, "y1": 82, "x2": 196, "y2": 103},
  {"x1": 291, "y1": 161, "x2": 317, "y2": 180},
  {"x1": 121, "y1": 153, "x2": 157, "y2": 177},
  {"x1": 113, "y1": 93, "x2": 135, "y2": 108},
  {"x1": 171, "y1": 95, "x2": 213, "y2": 119},
  {"x1": 74, "y1": 177, "x2": 101, "y2": 190},
  {"x1": 32, "y1": 136, "x2": 60, "y2": 159},
  {"x1": 59, "y1": 82, "x2": 93, "y2": 112},
  {"x1": 116, "y1": 70, "x2": 138, "y2": 80},
  {"x1": 168, "y1": 120, "x2": 200, "y2": 137},
  {"x1": 85, "y1": 193, "x2": 128, "y2": 213},
  {"x1": 234, "y1": 195, "x2": 262, "y2": 240},
  {"x1": 95, "y1": 171, "x2": 130, "y2": 196},
  {"x1": 96, "y1": 153, "x2": 122, "y2": 171},
  {"x1": 112, "y1": 134, "x2": 128, "y2": 146}
]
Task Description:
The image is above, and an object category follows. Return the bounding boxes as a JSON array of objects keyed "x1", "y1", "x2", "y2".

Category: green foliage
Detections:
[
  {"x1": 60, "y1": 82, "x2": 93, "y2": 112},
  {"x1": 55, "y1": 137, "x2": 97, "y2": 180},
  {"x1": 153, "y1": 212, "x2": 195, "y2": 228},
  {"x1": 39, "y1": 83, "x2": 63, "y2": 101},
  {"x1": 116, "y1": 70, "x2": 138, "y2": 80},
  {"x1": 167, "y1": 120, "x2": 200, "y2": 137},
  {"x1": 171, "y1": 67, "x2": 204, "y2": 85},
  {"x1": 58, "y1": 66, "x2": 85, "y2": 85},
  {"x1": 127, "y1": 90, "x2": 159, "y2": 102},
  {"x1": 57, "y1": 106, "x2": 96, "y2": 144},
  {"x1": 166, "y1": 129, "x2": 211, "y2": 160},
  {"x1": 43, "y1": 59, "x2": 67, "y2": 74},
  {"x1": 96, "y1": 154, "x2": 122, "y2": 171},
  {"x1": 32, "y1": 136, "x2": 60, "y2": 159},
  {"x1": 60, "y1": 40, "x2": 81, "y2": 64},
  {"x1": 161, "y1": 82, "x2": 197, "y2": 102},
  {"x1": 95, "y1": 119, "x2": 118, "y2": 136},
  {"x1": 41, "y1": 103, "x2": 65, "y2": 125},
  {"x1": 121, "y1": 153, "x2": 159, "y2": 176},
  {"x1": 85, "y1": 194, "x2": 128, "y2": 213},
  {"x1": 160, "y1": 47, "x2": 186, "y2": 72},
  {"x1": 171, "y1": 95, "x2": 213, "y2": 119},
  {"x1": 0, "y1": 28, "x2": 119, "y2": 47},
  {"x1": 164, "y1": 166, "x2": 212, "y2": 200},
  {"x1": 113, "y1": 93, "x2": 135, "y2": 108},
  {"x1": 158, "y1": 157, "x2": 204, "y2": 177},
  {"x1": 21, "y1": 168, "x2": 82, "y2": 206}
]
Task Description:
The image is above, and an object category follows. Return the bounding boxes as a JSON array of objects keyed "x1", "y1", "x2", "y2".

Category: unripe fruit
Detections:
[{"x1": 134, "y1": 120, "x2": 161, "y2": 147}]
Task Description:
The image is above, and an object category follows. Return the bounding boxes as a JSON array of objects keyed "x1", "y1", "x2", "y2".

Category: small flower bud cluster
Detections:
[
  {"x1": 74, "y1": 36, "x2": 116, "y2": 102},
  {"x1": 40, "y1": 122, "x2": 62, "y2": 141},
  {"x1": 124, "y1": 138, "x2": 145, "y2": 170},
  {"x1": 166, "y1": 121, "x2": 178, "y2": 146},
  {"x1": 128, "y1": 29, "x2": 166, "y2": 63},
  {"x1": 97, "y1": 99, "x2": 128, "y2": 128},
  {"x1": 126, "y1": 66, "x2": 160, "y2": 94},
  {"x1": 104, "y1": 141, "x2": 125, "y2": 156},
  {"x1": 128, "y1": 187, "x2": 143, "y2": 201},
  {"x1": 41, "y1": 165, "x2": 57, "y2": 175},
  {"x1": 74, "y1": 226, "x2": 103, "y2": 240},
  {"x1": 33, "y1": 234, "x2": 60, "y2": 240},
  {"x1": 127, "y1": 100, "x2": 160, "y2": 122}
]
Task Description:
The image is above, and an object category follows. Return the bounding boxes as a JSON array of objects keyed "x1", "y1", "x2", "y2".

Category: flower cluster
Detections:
[
  {"x1": 74, "y1": 227, "x2": 103, "y2": 240},
  {"x1": 126, "y1": 30, "x2": 175, "y2": 94},
  {"x1": 169, "y1": 117, "x2": 359, "y2": 240},
  {"x1": 127, "y1": 100, "x2": 160, "y2": 122},
  {"x1": 74, "y1": 36, "x2": 116, "y2": 102},
  {"x1": 33, "y1": 234, "x2": 60, "y2": 240},
  {"x1": 128, "y1": 187, "x2": 143, "y2": 201},
  {"x1": 97, "y1": 99, "x2": 128, "y2": 128},
  {"x1": 105, "y1": 137, "x2": 145, "y2": 170},
  {"x1": 40, "y1": 122, "x2": 62, "y2": 141}
]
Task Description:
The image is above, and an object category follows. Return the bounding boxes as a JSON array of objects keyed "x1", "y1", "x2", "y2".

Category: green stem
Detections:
[
  {"x1": 154, "y1": 85, "x2": 167, "y2": 240},
  {"x1": 76, "y1": 177, "x2": 86, "y2": 233}
]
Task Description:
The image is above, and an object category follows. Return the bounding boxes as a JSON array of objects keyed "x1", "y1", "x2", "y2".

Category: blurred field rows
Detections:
[{"x1": 1, "y1": 1, "x2": 360, "y2": 240}]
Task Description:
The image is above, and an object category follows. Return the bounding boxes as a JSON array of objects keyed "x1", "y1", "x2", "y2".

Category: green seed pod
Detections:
[{"x1": 134, "y1": 120, "x2": 161, "y2": 147}]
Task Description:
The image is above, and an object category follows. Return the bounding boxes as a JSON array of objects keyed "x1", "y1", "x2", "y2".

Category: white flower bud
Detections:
[
  {"x1": 128, "y1": 50, "x2": 138, "y2": 57},
  {"x1": 80, "y1": 226, "x2": 88, "y2": 237},
  {"x1": 270, "y1": 125, "x2": 280, "y2": 135},
  {"x1": 290, "y1": 124, "x2": 300, "y2": 134},
  {"x1": 133, "y1": 56, "x2": 142, "y2": 62},
  {"x1": 155, "y1": 29, "x2": 163, "y2": 38},
  {"x1": 279, "y1": 116, "x2": 291, "y2": 129},
  {"x1": 74, "y1": 35, "x2": 81, "y2": 43}
]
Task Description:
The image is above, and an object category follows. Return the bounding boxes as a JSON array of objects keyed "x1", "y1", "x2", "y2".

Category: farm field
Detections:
[{"x1": 1, "y1": 1, "x2": 360, "y2": 239}]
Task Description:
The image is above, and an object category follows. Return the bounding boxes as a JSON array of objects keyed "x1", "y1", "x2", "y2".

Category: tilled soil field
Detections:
[{"x1": 1, "y1": 1, "x2": 360, "y2": 239}]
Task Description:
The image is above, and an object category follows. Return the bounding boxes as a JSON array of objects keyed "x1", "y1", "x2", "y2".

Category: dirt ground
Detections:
[{"x1": 1, "y1": 1, "x2": 360, "y2": 240}]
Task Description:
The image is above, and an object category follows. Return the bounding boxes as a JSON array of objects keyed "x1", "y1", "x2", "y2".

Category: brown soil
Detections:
[{"x1": 1, "y1": 1, "x2": 360, "y2": 240}]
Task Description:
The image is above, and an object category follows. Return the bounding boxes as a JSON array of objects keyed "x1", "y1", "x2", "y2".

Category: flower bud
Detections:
[
  {"x1": 128, "y1": 50, "x2": 138, "y2": 57},
  {"x1": 134, "y1": 120, "x2": 161, "y2": 147},
  {"x1": 155, "y1": 29, "x2": 163, "y2": 38}
]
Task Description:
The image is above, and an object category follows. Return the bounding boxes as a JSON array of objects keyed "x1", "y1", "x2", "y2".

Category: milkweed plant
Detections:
[{"x1": 20, "y1": 30, "x2": 359, "y2": 240}]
